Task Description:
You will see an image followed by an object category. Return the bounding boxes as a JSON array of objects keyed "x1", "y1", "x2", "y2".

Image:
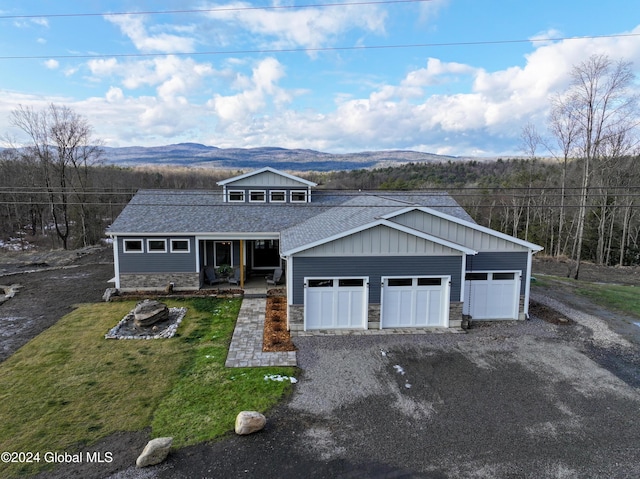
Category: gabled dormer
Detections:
[{"x1": 217, "y1": 166, "x2": 317, "y2": 203}]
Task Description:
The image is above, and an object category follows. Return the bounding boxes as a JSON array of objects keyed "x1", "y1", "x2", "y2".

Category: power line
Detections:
[
  {"x1": 0, "y1": 0, "x2": 434, "y2": 19},
  {"x1": 1, "y1": 33, "x2": 638, "y2": 61}
]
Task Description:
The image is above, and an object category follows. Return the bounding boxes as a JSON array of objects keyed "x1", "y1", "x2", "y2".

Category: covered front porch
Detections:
[{"x1": 197, "y1": 236, "x2": 285, "y2": 290}]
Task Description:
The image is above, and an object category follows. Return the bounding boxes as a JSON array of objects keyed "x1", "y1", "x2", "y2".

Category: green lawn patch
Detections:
[
  {"x1": 533, "y1": 274, "x2": 640, "y2": 319},
  {"x1": 577, "y1": 283, "x2": 640, "y2": 318},
  {"x1": 0, "y1": 297, "x2": 295, "y2": 477}
]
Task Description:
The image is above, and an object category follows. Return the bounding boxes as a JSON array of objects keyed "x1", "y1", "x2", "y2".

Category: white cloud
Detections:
[
  {"x1": 204, "y1": 1, "x2": 386, "y2": 50},
  {"x1": 88, "y1": 58, "x2": 119, "y2": 76},
  {"x1": 44, "y1": 59, "x2": 59, "y2": 69},
  {"x1": 105, "y1": 14, "x2": 195, "y2": 53},
  {"x1": 105, "y1": 87, "x2": 124, "y2": 103},
  {"x1": 209, "y1": 57, "x2": 291, "y2": 124},
  {"x1": 13, "y1": 18, "x2": 49, "y2": 29}
]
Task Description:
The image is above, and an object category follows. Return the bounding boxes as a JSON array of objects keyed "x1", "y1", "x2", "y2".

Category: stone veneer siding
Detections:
[
  {"x1": 119, "y1": 272, "x2": 200, "y2": 291},
  {"x1": 288, "y1": 301, "x2": 464, "y2": 332}
]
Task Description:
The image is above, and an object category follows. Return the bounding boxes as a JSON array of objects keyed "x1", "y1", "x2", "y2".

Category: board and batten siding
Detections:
[
  {"x1": 117, "y1": 236, "x2": 196, "y2": 273},
  {"x1": 295, "y1": 224, "x2": 463, "y2": 256},
  {"x1": 291, "y1": 256, "x2": 462, "y2": 304},
  {"x1": 226, "y1": 171, "x2": 309, "y2": 188},
  {"x1": 392, "y1": 210, "x2": 530, "y2": 252},
  {"x1": 466, "y1": 251, "x2": 529, "y2": 294}
]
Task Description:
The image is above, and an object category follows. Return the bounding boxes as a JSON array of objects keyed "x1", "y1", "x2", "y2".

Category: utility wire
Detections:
[
  {"x1": 1, "y1": 33, "x2": 638, "y2": 60},
  {"x1": 0, "y1": 0, "x2": 434, "y2": 19}
]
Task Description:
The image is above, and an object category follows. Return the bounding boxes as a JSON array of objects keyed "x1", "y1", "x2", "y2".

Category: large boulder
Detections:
[
  {"x1": 235, "y1": 411, "x2": 267, "y2": 435},
  {"x1": 136, "y1": 437, "x2": 173, "y2": 467},
  {"x1": 133, "y1": 300, "x2": 169, "y2": 327}
]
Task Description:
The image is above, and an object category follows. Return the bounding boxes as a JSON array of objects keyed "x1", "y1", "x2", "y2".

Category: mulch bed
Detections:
[
  {"x1": 529, "y1": 300, "x2": 574, "y2": 325},
  {"x1": 263, "y1": 294, "x2": 296, "y2": 352}
]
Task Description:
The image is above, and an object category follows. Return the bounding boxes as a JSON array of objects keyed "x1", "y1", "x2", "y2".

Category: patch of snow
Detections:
[
  {"x1": 264, "y1": 374, "x2": 297, "y2": 384},
  {"x1": 0, "y1": 237, "x2": 35, "y2": 251}
]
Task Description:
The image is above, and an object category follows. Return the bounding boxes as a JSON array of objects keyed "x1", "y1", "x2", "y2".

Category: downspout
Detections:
[
  {"x1": 283, "y1": 254, "x2": 294, "y2": 331},
  {"x1": 523, "y1": 249, "x2": 533, "y2": 320}
]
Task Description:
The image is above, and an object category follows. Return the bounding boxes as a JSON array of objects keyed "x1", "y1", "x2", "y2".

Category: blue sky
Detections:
[{"x1": 1, "y1": 0, "x2": 639, "y2": 156}]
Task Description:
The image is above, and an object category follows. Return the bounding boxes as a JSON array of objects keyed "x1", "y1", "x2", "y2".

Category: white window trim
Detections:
[
  {"x1": 290, "y1": 190, "x2": 307, "y2": 203},
  {"x1": 249, "y1": 190, "x2": 266, "y2": 203},
  {"x1": 147, "y1": 238, "x2": 167, "y2": 253},
  {"x1": 170, "y1": 239, "x2": 191, "y2": 253},
  {"x1": 123, "y1": 238, "x2": 144, "y2": 253},
  {"x1": 228, "y1": 190, "x2": 245, "y2": 202},
  {"x1": 269, "y1": 190, "x2": 286, "y2": 203}
]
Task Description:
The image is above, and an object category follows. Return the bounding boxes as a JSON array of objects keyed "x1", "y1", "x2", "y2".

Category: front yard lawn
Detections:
[{"x1": 0, "y1": 297, "x2": 296, "y2": 477}]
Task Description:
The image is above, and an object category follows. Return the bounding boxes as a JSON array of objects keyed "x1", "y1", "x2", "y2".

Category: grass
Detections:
[
  {"x1": 533, "y1": 274, "x2": 640, "y2": 318},
  {"x1": 576, "y1": 283, "x2": 640, "y2": 318},
  {"x1": 0, "y1": 297, "x2": 296, "y2": 477}
]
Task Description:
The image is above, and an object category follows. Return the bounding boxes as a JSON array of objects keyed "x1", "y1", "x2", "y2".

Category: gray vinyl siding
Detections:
[
  {"x1": 392, "y1": 210, "x2": 530, "y2": 252},
  {"x1": 118, "y1": 236, "x2": 196, "y2": 273},
  {"x1": 296, "y1": 224, "x2": 461, "y2": 256},
  {"x1": 291, "y1": 255, "x2": 462, "y2": 304},
  {"x1": 466, "y1": 251, "x2": 529, "y2": 294},
  {"x1": 227, "y1": 171, "x2": 310, "y2": 188}
]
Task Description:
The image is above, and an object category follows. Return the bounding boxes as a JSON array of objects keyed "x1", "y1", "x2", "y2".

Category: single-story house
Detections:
[{"x1": 107, "y1": 167, "x2": 543, "y2": 332}]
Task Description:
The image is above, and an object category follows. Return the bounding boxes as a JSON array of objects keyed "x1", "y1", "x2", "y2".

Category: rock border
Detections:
[{"x1": 105, "y1": 307, "x2": 187, "y2": 340}]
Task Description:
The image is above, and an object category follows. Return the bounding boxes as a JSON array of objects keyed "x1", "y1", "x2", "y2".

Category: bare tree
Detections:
[
  {"x1": 549, "y1": 54, "x2": 637, "y2": 278},
  {"x1": 519, "y1": 122, "x2": 542, "y2": 241},
  {"x1": 11, "y1": 104, "x2": 103, "y2": 249},
  {"x1": 547, "y1": 97, "x2": 580, "y2": 259}
]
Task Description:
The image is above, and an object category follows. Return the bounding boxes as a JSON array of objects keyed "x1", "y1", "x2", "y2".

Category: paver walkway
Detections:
[{"x1": 225, "y1": 297, "x2": 297, "y2": 368}]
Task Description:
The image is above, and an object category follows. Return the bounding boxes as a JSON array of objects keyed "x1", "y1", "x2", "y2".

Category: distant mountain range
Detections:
[{"x1": 100, "y1": 143, "x2": 480, "y2": 171}]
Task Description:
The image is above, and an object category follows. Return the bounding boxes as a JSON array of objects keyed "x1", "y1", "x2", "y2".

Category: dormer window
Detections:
[
  {"x1": 290, "y1": 190, "x2": 307, "y2": 203},
  {"x1": 249, "y1": 190, "x2": 266, "y2": 202},
  {"x1": 270, "y1": 190, "x2": 286, "y2": 203},
  {"x1": 228, "y1": 190, "x2": 245, "y2": 202}
]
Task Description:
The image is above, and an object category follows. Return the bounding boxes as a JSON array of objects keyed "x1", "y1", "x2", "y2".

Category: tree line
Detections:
[{"x1": 1, "y1": 54, "x2": 638, "y2": 278}]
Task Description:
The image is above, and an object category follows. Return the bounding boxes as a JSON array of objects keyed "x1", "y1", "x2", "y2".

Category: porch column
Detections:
[{"x1": 239, "y1": 239, "x2": 245, "y2": 289}]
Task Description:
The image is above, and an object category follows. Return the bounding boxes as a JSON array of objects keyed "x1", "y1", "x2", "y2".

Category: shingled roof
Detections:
[{"x1": 107, "y1": 189, "x2": 474, "y2": 244}]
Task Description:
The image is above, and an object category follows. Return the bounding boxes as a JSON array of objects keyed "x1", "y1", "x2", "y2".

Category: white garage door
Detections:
[
  {"x1": 381, "y1": 276, "x2": 450, "y2": 328},
  {"x1": 464, "y1": 271, "x2": 521, "y2": 320},
  {"x1": 304, "y1": 277, "x2": 368, "y2": 330}
]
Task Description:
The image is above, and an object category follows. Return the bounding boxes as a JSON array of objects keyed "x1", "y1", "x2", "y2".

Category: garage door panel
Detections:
[
  {"x1": 305, "y1": 277, "x2": 367, "y2": 330},
  {"x1": 416, "y1": 289, "x2": 443, "y2": 326},
  {"x1": 336, "y1": 289, "x2": 365, "y2": 328},
  {"x1": 464, "y1": 271, "x2": 520, "y2": 320},
  {"x1": 381, "y1": 277, "x2": 449, "y2": 328},
  {"x1": 306, "y1": 289, "x2": 335, "y2": 328}
]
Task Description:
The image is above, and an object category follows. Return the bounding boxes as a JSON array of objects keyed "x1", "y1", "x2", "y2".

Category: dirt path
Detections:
[{"x1": 0, "y1": 246, "x2": 114, "y2": 363}]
